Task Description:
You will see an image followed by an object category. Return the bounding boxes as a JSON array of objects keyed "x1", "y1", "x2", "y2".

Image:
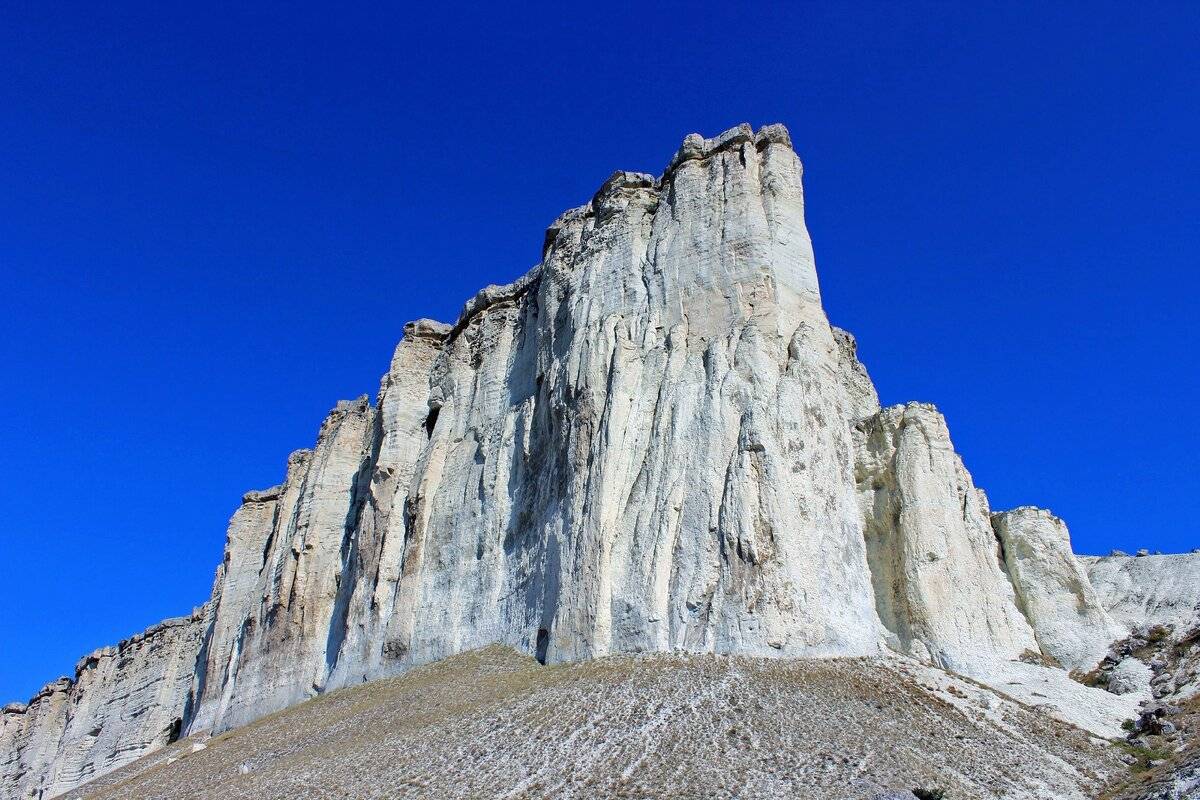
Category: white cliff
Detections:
[
  {"x1": 1, "y1": 614, "x2": 204, "y2": 799},
  {"x1": 183, "y1": 124, "x2": 890, "y2": 738},
  {"x1": 1, "y1": 123, "x2": 1188, "y2": 799},
  {"x1": 993, "y1": 506, "x2": 1124, "y2": 671},
  {"x1": 853, "y1": 403, "x2": 1040, "y2": 674},
  {"x1": 1084, "y1": 552, "x2": 1200, "y2": 636}
]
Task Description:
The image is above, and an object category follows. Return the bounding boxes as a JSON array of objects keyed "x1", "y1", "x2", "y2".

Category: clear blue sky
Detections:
[{"x1": 1, "y1": 3, "x2": 1197, "y2": 703}]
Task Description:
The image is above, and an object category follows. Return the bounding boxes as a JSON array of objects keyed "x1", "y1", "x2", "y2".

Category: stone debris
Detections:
[{"x1": 53, "y1": 648, "x2": 1126, "y2": 800}]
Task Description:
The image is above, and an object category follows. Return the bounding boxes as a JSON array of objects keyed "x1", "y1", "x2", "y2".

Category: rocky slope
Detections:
[
  {"x1": 57, "y1": 647, "x2": 1124, "y2": 800},
  {"x1": 2, "y1": 123, "x2": 1196, "y2": 799}
]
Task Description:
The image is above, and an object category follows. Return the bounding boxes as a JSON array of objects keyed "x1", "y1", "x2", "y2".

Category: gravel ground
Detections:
[{"x1": 64, "y1": 647, "x2": 1125, "y2": 800}]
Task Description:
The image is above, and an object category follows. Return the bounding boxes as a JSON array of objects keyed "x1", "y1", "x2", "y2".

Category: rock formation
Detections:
[
  {"x1": 1084, "y1": 551, "x2": 1200, "y2": 636},
  {"x1": 2, "y1": 123, "x2": 1195, "y2": 799},
  {"x1": 993, "y1": 506, "x2": 1123, "y2": 670},
  {"x1": 1, "y1": 614, "x2": 204, "y2": 798},
  {"x1": 854, "y1": 403, "x2": 1040, "y2": 673}
]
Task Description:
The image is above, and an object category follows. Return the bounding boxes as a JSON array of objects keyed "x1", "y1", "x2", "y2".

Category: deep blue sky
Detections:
[{"x1": 2, "y1": 3, "x2": 1197, "y2": 703}]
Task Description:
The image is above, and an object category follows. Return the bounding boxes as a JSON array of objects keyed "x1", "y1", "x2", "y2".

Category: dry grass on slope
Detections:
[
  {"x1": 1099, "y1": 693, "x2": 1200, "y2": 800},
  {"x1": 65, "y1": 647, "x2": 1123, "y2": 800}
]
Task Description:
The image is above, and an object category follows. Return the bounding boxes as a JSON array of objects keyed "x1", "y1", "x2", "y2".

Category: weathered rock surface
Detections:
[
  {"x1": 179, "y1": 125, "x2": 891, "y2": 748},
  {"x1": 854, "y1": 403, "x2": 1039, "y2": 674},
  {"x1": 0, "y1": 613, "x2": 205, "y2": 799},
  {"x1": 993, "y1": 506, "x2": 1123, "y2": 671},
  {"x1": 1084, "y1": 552, "x2": 1200, "y2": 636},
  {"x1": 1103, "y1": 672, "x2": 1200, "y2": 800},
  {"x1": 2, "y1": 124, "x2": 1192, "y2": 799},
  {"x1": 1109, "y1": 656, "x2": 1155, "y2": 696}
]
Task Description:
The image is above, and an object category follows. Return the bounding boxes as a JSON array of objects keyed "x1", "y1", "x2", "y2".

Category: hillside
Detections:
[{"x1": 64, "y1": 647, "x2": 1122, "y2": 800}]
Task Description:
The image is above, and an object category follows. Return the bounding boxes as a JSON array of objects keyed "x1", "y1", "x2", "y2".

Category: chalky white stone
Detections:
[
  {"x1": 0, "y1": 615, "x2": 204, "y2": 799},
  {"x1": 1082, "y1": 551, "x2": 1200, "y2": 635},
  {"x1": 993, "y1": 506, "x2": 1123, "y2": 671}
]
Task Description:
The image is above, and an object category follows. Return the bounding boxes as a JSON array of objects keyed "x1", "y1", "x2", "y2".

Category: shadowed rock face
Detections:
[{"x1": 2, "y1": 124, "x2": 1194, "y2": 800}]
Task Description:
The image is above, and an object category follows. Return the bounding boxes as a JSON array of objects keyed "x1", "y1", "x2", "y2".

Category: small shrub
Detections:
[
  {"x1": 1146, "y1": 625, "x2": 1171, "y2": 644},
  {"x1": 913, "y1": 788, "x2": 946, "y2": 800},
  {"x1": 1114, "y1": 740, "x2": 1173, "y2": 774}
]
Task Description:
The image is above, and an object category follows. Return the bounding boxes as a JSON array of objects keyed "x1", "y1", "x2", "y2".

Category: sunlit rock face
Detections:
[
  {"x1": 0, "y1": 614, "x2": 204, "y2": 800},
  {"x1": 1082, "y1": 551, "x2": 1200, "y2": 636},
  {"x1": 854, "y1": 403, "x2": 1041, "y2": 675},
  {"x1": 187, "y1": 124, "x2": 891, "y2": 738},
  {"x1": 993, "y1": 506, "x2": 1123, "y2": 671},
  {"x1": 2, "y1": 124, "x2": 1185, "y2": 799}
]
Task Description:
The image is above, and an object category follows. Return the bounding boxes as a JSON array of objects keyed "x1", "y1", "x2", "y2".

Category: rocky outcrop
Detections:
[
  {"x1": 1084, "y1": 552, "x2": 1200, "y2": 635},
  {"x1": 198, "y1": 397, "x2": 376, "y2": 733},
  {"x1": 993, "y1": 507, "x2": 1123, "y2": 671},
  {"x1": 2, "y1": 123, "x2": 1188, "y2": 799},
  {"x1": 184, "y1": 123, "x2": 889, "y2": 738},
  {"x1": 185, "y1": 323, "x2": 452, "y2": 735},
  {"x1": 0, "y1": 682, "x2": 70, "y2": 800},
  {"x1": 853, "y1": 403, "x2": 1039, "y2": 675},
  {"x1": 0, "y1": 613, "x2": 204, "y2": 799}
]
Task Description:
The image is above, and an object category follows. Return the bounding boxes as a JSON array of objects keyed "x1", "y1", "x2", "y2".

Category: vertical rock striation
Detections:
[
  {"x1": 993, "y1": 507, "x2": 1122, "y2": 671},
  {"x1": 183, "y1": 124, "x2": 891, "y2": 735},
  {"x1": 2, "y1": 123, "x2": 1186, "y2": 799},
  {"x1": 1, "y1": 614, "x2": 204, "y2": 799},
  {"x1": 853, "y1": 403, "x2": 1039, "y2": 674}
]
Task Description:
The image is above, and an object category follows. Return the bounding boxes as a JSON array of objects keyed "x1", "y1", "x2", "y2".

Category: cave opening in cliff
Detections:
[
  {"x1": 424, "y1": 405, "x2": 440, "y2": 438},
  {"x1": 535, "y1": 628, "x2": 550, "y2": 664}
]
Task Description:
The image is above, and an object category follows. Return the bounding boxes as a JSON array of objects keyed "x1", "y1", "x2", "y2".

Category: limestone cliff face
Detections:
[
  {"x1": 2, "y1": 124, "x2": 1189, "y2": 799},
  {"x1": 1, "y1": 614, "x2": 204, "y2": 800},
  {"x1": 1083, "y1": 552, "x2": 1200, "y2": 635},
  {"x1": 993, "y1": 507, "x2": 1123, "y2": 671},
  {"x1": 186, "y1": 124, "x2": 889, "y2": 738},
  {"x1": 854, "y1": 403, "x2": 1040, "y2": 674}
]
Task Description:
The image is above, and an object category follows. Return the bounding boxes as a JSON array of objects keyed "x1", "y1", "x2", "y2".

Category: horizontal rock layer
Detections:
[
  {"x1": 1, "y1": 613, "x2": 205, "y2": 799},
  {"x1": 3, "y1": 123, "x2": 1193, "y2": 799}
]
